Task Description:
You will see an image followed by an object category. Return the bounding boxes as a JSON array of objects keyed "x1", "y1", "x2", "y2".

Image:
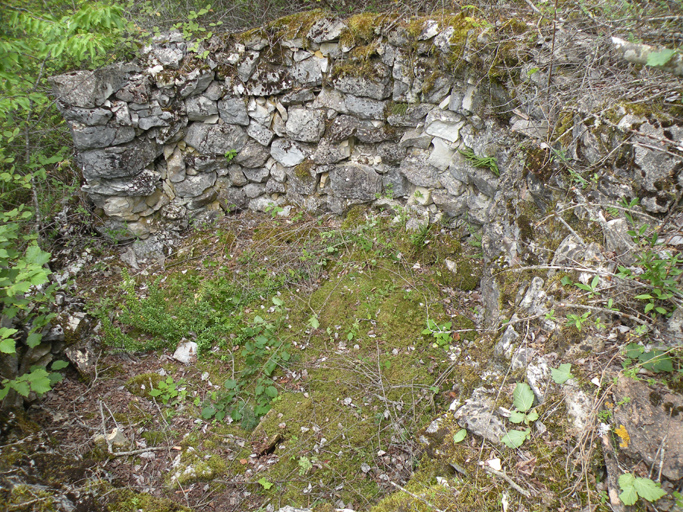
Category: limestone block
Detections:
[
  {"x1": 184, "y1": 122, "x2": 248, "y2": 155},
  {"x1": 285, "y1": 107, "x2": 326, "y2": 142},
  {"x1": 218, "y1": 97, "x2": 250, "y2": 126}
]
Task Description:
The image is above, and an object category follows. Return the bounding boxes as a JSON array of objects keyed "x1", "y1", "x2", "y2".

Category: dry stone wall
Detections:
[{"x1": 50, "y1": 12, "x2": 680, "y2": 240}]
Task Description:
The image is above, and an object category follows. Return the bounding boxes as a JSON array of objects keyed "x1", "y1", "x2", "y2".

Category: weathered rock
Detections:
[
  {"x1": 166, "y1": 147, "x2": 186, "y2": 183},
  {"x1": 424, "y1": 109, "x2": 465, "y2": 143},
  {"x1": 244, "y1": 182, "x2": 266, "y2": 198},
  {"x1": 78, "y1": 138, "x2": 159, "y2": 181},
  {"x1": 218, "y1": 97, "x2": 250, "y2": 126},
  {"x1": 613, "y1": 378, "x2": 683, "y2": 480},
  {"x1": 173, "y1": 172, "x2": 216, "y2": 197},
  {"x1": 333, "y1": 64, "x2": 391, "y2": 100},
  {"x1": 242, "y1": 167, "x2": 270, "y2": 183},
  {"x1": 71, "y1": 123, "x2": 135, "y2": 150},
  {"x1": 238, "y1": 51, "x2": 260, "y2": 82},
  {"x1": 235, "y1": 140, "x2": 271, "y2": 168},
  {"x1": 330, "y1": 164, "x2": 382, "y2": 201},
  {"x1": 246, "y1": 66, "x2": 293, "y2": 96},
  {"x1": 179, "y1": 69, "x2": 214, "y2": 98},
  {"x1": 399, "y1": 128, "x2": 433, "y2": 150},
  {"x1": 50, "y1": 63, "x2": 138, "y2": 108},
  {"x1": 281, "y1": 89, "x2": 316, "y2": 106},
  {"x1": 307, "y1": 18, "x2": 346, "y2": 43},
  {"x1": 327, "y1": 115, "x2": 358, "y2": 142},
  {"x1": 286, "y1": 167, "x2": 318, "y2": 195},
  {"x1": 400, "y1": 155, "x2": 440, "y2": 188},
  {"x1": 454, "y1": 388, "x2": 507, "y2": 444},
  {"x1": 185, "y1": 122, "x2": 248, "y2": 155},
  {"x1": 247, "y1": 121, "x2": 275, "y2": 146},
  {"x1": 218, "y1": 186, "x2": 248, "y2": 211},
  {"x1": 387, "y1": 103, "x2": 435, "y2": 127},
  {"x1": 344, "y1": 95, "x2": 386, "y2": 120},
  {"x1": 61, "y1": 106, "x2": 113, "y2": 126},
  {"x1": 291, "y1": 57, "x2": 324, "y2": 86},
  {"x1": 271, "y1": 139, "x2": 308, "y2": 167},
  {"x1": 634, "y1": 122, "x2": 681, "y2": 193},
  {"x1": 286, "y1": 107, "x2": 326, "y2": 142},
  {"x1": 312, "y1": 138, "x2": 352, "y2": 164},
  {"x1": 186, "y1": 95, "x2": 218, "y2": 121},
  {"x1": 83, "y1": 169, "x2": 160, "y2": 196}
]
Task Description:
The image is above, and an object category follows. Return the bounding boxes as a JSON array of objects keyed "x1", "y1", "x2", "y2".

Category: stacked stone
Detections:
[{"x1": 50, "y1": 16, "x2": 532, "y2": 238}]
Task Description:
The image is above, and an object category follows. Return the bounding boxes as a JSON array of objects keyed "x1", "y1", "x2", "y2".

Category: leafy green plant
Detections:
[
  {"x1": 422, "y1": 319, "x2": 453, "y2": 347},
  {"x1": 621, "y1": 343, "x2": 674, "y2": 373},
  {"x1": 459, "y1": 148, "x2": 500, "y2": 176},
  {"x1": 410, "y1": 223, "x2": 432, "y2": 249},
  {"x1": 453, "y1": 429, "x2": 467, "y2": 444},
  {"x1": 257, "y1": 477, "x2": 274, "y2": 490},
  {"x1": 149, "y1": 376, "x2": 188, "y2": 405},
  {"x1": 566, "y1": 311, "x2": 591, "y2": 331},
  {"x1": 618, "y1": 473, "x2": 666, "y2": 506},
  {"x1": 225, "y1": 149, "x2": 238, "y2": 162},
  {"x1": 502, "y1": 383, "x2": 537, "y2": 449},
  {"x1": 575, "y1": 275, "x2": 600, "y2": 298},
  {"x1": 551, "y1": 363, "x2": 573, "y2": 384},
  {"x1": 298, "y1": 456, "x2": 313, "y2": 475}
]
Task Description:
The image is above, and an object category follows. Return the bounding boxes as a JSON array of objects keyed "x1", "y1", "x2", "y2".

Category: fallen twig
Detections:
[{"x1": 483, "y1": 466, "x2": 531, "y2": 498}]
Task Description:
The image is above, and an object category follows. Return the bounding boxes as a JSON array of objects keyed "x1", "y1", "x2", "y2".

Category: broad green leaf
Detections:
[
  {"x1": 619, "y1": 486, "x2": 638, "y2": 506},
  {"x1": 26, "y1": 332, "x2": 42, "y2": 348},
  {"x1": 13, "y1": 380, "x2": 30, "y2": 397},
  {"x1": 618, "y1": 473, "x2": 636, "y2": 488},
  {"x1": 525, "y1": 410, "x2": 539, "y2": 423},
  {"x1": 308, "y1": 316, "x2": 320, "y2": 329},
  {"x1": 634, "y1": 478, "x2": 667, "y2": 502},
  {"x1": 258, "y1": 477, "x2": 273, "y2": 489},
  {"x1": 202, "y1": 406, "x2": 216, "y2": 419},
  {"x1": 512, "y1": 383, "x2": 535, "y2": 412},
  {"x1": 509, "y1": 411, "x2": 526, "y2": 424},
  {"x1": 224, "y1": 379, "x2": 237, "y2": 389},
  {"x1": 551, "y1": 363, "x2": 573, "y2": 384},
  {"x1": 453, "y1": 429, "x2": 467, "y2": 443},
  {"x1": 265, "y1": 386, "x2": 278, "y2": 398},
  {"x1": 647, "y1": 48, "x2": 675, "y2": 67},
  {"x1": 501, "y1": 429, "x2": 529, "y2": 449},
  {"x1": 51, "y1": 360, "x2": 69, "y2": 371},
  {"x1": 0, "y1": 338, "x2": 15, "y2": 354}
]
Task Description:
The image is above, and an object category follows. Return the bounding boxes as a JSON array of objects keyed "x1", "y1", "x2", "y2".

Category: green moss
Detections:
[
  {"x1": 339, "y1": 12, "x2": 382, "y2": 46},
  {"x1": 109, "y1": 489, "x2": 191, "y2": 512},
  {"x1": 294, "y1": 159, "x2": 314, "y2": 180},
  {"x1": 6, "y1": 484, "x2": 56, "y2": 512},
  {"x1": 390, "y1": 102, "x2": 409, "y2": 116},
  {"x1": 341, "y1": 205, "x2": 369, "y2": 229},
  {"x1": 268, "y1": 9, "x2": 327, "y2": 41},
  {"x1": 125, "y1": 372, "x2": 163, "y2": 398}
]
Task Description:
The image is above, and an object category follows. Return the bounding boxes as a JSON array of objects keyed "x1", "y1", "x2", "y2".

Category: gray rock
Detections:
[
  {"x1": 510, "y1": 118, "x2": 549, "y2": 139},
  {"x1": 494, "y1": 325, "x2": 519, "y2": 360},
  {"x1": 378, "y1": 142, "x2": 405, "y2": 165},
  {"x1": 186, "y1": 95, "x2": 218, "y2": 121},
  {"x1": 613, "y1": 378, "x2": 683, "y2": 480},
  {"x1": 634, "y1": 122, "x2": 680, "y2": 193},
  {"x1": 312, "y1": 138, "x2": 351, "y2": 164},
  {"x1": 188, "y1": 188, "x2": 218, "y2": 209},
  {"x1": 330, "y1": 164, "x2": 382, "y2": 201},
  {"x1": 243, "y1": 167, "x2": 270, "y2": 183},
  {"x1": 400, "y1": 128, "x2": 433, "y2": 150},
  {"x1": 174, "y1": 172, "x2": 216, "y2": 197},
  {"x1": 244, "y1": 182, "x2": 266, "y2": 198},
  {"x1": 218, "y1": 97, "x2": 250, "y2": 126},
  {"x1": 218, "y1": 186, "x2": 248, "y2": 211},
  {"x1": 179, "y1": 69, "x2": 214, "y2": 98},
  {"x1": 204, "y1": 81, "x2": 224, "y2": 101},
  {"x1": 71, "y1": 123, "x2": 135, "y2": 150},
  {"x1": 312, "y1": 87, "x2": 348, "y2": 113},
  {"x1": 271, "y1": 139, "x2": 308, "y2": 167},
  {"x1": 228, "y1": 166, "x2": 248, "y2": 186},
  {"x1": 285, "y1": 166, "x2": 318, "y2": 195},
  {"x1": 286, "y1": 107, "x2": 326, "y2": 142},
  {"x1": 249, "y1": 196, "x2": 280, "y2": 212},
  {"x1": 138, "y1": 113, "x2": 172, "y2": 131},
  {"x1": 291, "y1": 57, "x2": 323, "y2": 86},
  {"x1": 382, "y1": 167, "x2": 408, "y2": 198},
  {"x1": 453, "y1": 388, "x2": 507, "y2": 444},
  {"x1": 387, "y1": 103, "x2": 435, "y2": 127},
  {"x1": 166, "y1": 148, "x2": 186, "y2": 183},
  {"x1": 424, "y1": 109, "x2": 465, "y2": 143},
  {"x1": 78, "y1": 138, "x2": 159, "y2": 181},
  {"x1": 185, "y1": 154, "x2": 219, "y2": 173},
  {"x1": 355, "y1": 122, "x2": 397, "y2": 143},
  {"x1": 432, "y1": 191, "x2": 467, "y2": 217},
  {"x1": 281, "y1": 89, "x2": 316, "y2": 106},
  {"x1": 185, "y1": 122, "x2": 248, "y2": 155},
  {"x1": 344, "y1": 95, "x2": 386, "y2": 120},
  {"x1": 246, "y1": 66, "x2": 293, "y2": 96},
  {"x1": 235, "y1": 140, "x2": 271, "y2": 168},
  {"x1": 82, "y1": 169, "x2": 160, "y2": 197},
  {"x1": 50, "y1": 63, "x2": 137, "y2": 108},
  {"x1": 333, "y1": 64, "x2": 391, "y2": 100},
  {"x1": 327, "y1": 115, "x2": 358, "y2": 142},
  {"x1": 307, "y1": 18, "x2": 346, "y2": 43},
  {"x1": 115, "y1": 78, "x2": 150, "y2": 103},
  {"x1": 152, "y1": 47, "x2": 184, "y2": 69},
  {"x1": 265, "y1": 179, "x2": 286, "y2": 194},
  {"x1": 526, "y1": 357, "x2": 551, "y2": 403},
  {"x1": 602, "y1": 218, "x2": 636, "y2": 264},
  {"x1": 247, "y1": 121, "x2": 275, "y2": 146},
  {"x1": 238, "y1": 51, "x2": 260, "y2": 82},
  {"x1": 428, "y1": 138, "x2": 456, "y2": 171},
  {"x1": 400, "y1": 155, "x2": 440, "y2": 187},
  {"x1": 61, "y1": 106, "x2": 112, "y2": 126}
]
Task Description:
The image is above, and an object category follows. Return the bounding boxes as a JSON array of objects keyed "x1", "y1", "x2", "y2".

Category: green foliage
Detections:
[
  {"x1": 575, "y1": 275, "x2": 600, "y2": 297},
  {"x1": 618, "y1": 473, "x2": 666, "y2": 506},
  {"x1": 422, "y1": 318, "x2": 453, "y2": 347},
  {"x1": 459, "y1": 147, "x2": 500, "y2": 176},
  {"x1": 621, "y1": 343, "x2": 675, "y2": 374},
  {"x1": 452, "y1": 429, "x2": 467, "y2": 443},
  {"x1": 566, "y1": 311, "x2": 591, "y2": 331},
  {"x1": 502, "y1": 383, "x2": 537, "y2": 448},
  {"x1": 149, "y1": 376, "x2": 188, "y2": 405},
  {"x1": 551, "y1": 363, "x2": 573, "y2": 384},
  {"x1": 225, "y1": 149, "x2": 238, "y2": 162},
  {"x1": 646, "y1": 48, "x2": 676, "y2": 68}
]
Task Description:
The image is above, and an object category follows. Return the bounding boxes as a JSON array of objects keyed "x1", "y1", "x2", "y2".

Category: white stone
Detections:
[
  {"x1": 271, "y1": 139, "x2": 307, "y2": 167},
  {"x1": 424, "y1": 110, "x2": 466, "y2": 143},
  {"x1": 173, "y1": 340, "x2": 198, "y2": 364},
  {"x1": 428, "y1": 138, "x2": 456, "y2": 170}
]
